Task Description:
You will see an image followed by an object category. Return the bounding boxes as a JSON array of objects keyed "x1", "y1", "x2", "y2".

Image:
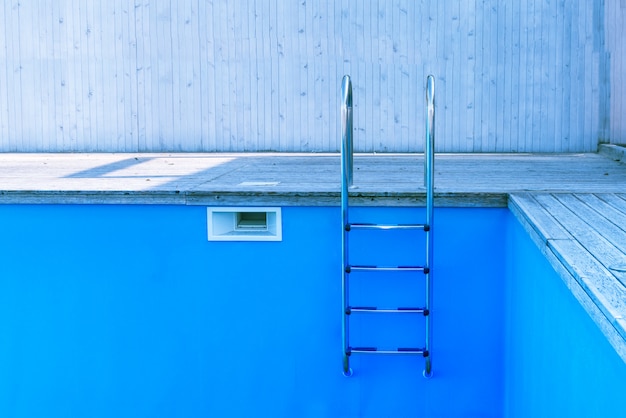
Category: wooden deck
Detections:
[
  {"x1": 510, "y1": 193, "x2": 626, "y2": 363},
  {"x1": 0, "y1": 150, "x2": 625, "y2": 206},
  {"x1": 1, "y1": 147, "x2": 626, "y2": 363}
]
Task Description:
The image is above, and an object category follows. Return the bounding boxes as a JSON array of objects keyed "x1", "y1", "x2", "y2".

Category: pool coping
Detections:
[
  {"x1": 2, "y1": 149, "x2": 626, "y2": 206},
  {"x1": 509, "y1": 193, "x2": 626, "y2": 364}
]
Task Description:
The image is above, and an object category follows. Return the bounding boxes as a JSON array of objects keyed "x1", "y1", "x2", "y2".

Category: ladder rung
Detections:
[
  {"x1": 348, "y1": 223, "x2": 428, "y2": 231},
  {"x1": 346, "y1": 306, "x2": 427, "y2": 314},
  {"x1": 348, "y1": 265, "x2": 426, "y2": 273},
  {"x1": 348, "y1": 347, "x2": 427, "y2": 356}
]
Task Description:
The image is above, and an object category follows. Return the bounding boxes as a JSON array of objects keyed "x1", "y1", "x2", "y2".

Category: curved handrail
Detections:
[
  {"x1": 340, "y1": 75, "x2": 353, "y2": 376},
  {"x1": 341, "y1": 75, "x2": 353, "y2": 189},
  {"x1": 424, "y1": 74, "x2": 435, "y2": 378},
  {"x1": 425, "y1": 75, "x2": 435, "y2": 194},
  {"x1": 340, "y1": 74, "x2": 435, "y2": 379}
]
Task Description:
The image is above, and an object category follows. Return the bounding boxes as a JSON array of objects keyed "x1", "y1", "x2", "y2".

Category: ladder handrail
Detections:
[
  {"x1": 341, "y1": 75, "x2": 435, "y2": 379},
  {"x1": 425, "y1": 75, "x2": 435, "y2": 195},
  {"x1": 341, "y1": 75, "x2": 353, "y2": 189},
  {"x1": 340, "y1": 75, "x2": 353, "y2": 376},
  {"x1": 424, "y1": 75, "x2": 435, "y2": 378}
]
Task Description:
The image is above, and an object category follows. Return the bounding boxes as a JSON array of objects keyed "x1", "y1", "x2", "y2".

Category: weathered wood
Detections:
[
  {"x1": 548, "y1": 238, "x2": 626, "y2": 341},
  {"x1": 548, "y1": 194, "x2": 626, "y2": 287},
  {"x1": 509, "y1": 190, "x2": 626, "y2": 364},
  {"x1": 0, "y1": 0, "x2": 614, "y2": 152},
  {"x1": 599, "y1": 144, "x2": 626, "y2": 164},
  {"x1": 547, "y1": 239, "x2": 626, "y2": 363},
  {"x1": 0, "y1": 190, "x2": 187, "y2": 205},
  {"x1": 595, "y1": 193, "x2": 626, "y2": 214},
  {"x1": 606, "y1": 0, "x2": 626, "y2": 145},
  {"x1": 508, "y1": 193, "x2": 572, "y2": 243},
  {"x1": 575, "y1": 194, "x2": 626, "y2": 238},
  {"x1": 510, "y1": 196, "x2": 626, "y2": 363},
  {"x1": 0, "y1": 153, "x2": 625, "y2": 207}
]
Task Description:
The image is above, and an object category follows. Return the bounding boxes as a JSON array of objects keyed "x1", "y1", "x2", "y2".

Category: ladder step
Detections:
[
  {"x1": 348, "y1": 347, "x2": 427, "y2": 356},
  {"x1": 346, "y1": 306, "x2": 428, "y2": 315},
  {"x1": 347, "y1": 223, "x2": 429, "y2": 231},
  {"x1": 348, "y1": 265, "x2": 426, "y2": 273}
]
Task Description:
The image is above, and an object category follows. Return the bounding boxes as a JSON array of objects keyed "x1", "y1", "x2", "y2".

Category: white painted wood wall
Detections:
[
  {"x1": 606, "y1": 0, "x2": 626, "y2": 146},
  {"x1": 0, "y1": 0, "x2": 617, "y2": 152}
]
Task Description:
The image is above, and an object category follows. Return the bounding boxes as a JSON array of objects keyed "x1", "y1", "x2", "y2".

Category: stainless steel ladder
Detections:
[{"x1": 341, "y1": 75, "x2": 435, "y2": 378}]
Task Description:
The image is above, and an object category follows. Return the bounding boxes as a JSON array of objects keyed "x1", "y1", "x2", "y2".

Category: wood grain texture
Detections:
[
  {"x1": 0, "y1": 152, "x2": 625, "y2": 206},
  {"x1": 509, "y1": 191, "x2": 626, "y2": 363},
  {"x1": 0, "y1": 0, "x2": 614, "y2": 152},
  {"x1": 606, "y1": 0, "x2": 626, "y2": 145},
  {"x1": 508, "y1": 193, "x2": 572, "y2": 244}
]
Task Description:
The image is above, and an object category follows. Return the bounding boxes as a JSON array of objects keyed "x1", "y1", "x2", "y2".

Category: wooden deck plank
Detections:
[
  {"x1": 596, "y1": 193, "x2": 626, "y2": 214},
  {"x1": 509, "y1": 196, "x2": 626, "y2": 363},
  {"x1": 548, "y1": 238, "x2": 626, "y2": 362},
  {"x1": 0, "y1": 153, "x2": 625, "y2": 206},
  {"x1": 509, "y1": 190, "x2": 626, "y2": 364},
  {"x1": 508, "y1": 193, "x2": 572, "y2": 243},
  {"x1": 548, "y1": 238, "x2": 626, "y2": 342},
  {"x1": 575, "y1": 194, "x2": 626, "y2": 257},
  {"x1": 550, "y1": 194, "x2": 626, "y2": 287},
  {"x1": 509, "y1": 193, "x2": 626, "y2": 361},
  {"x1": 578, "y1": 194, "x2": 626, "y2": 233}
]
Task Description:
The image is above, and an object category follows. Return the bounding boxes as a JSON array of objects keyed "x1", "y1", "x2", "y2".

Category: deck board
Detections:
[
  {"x1": 1, "y1": 152, "x2": 626, "y2": 206},
  {"x1": 535, "y1": 194, "x2": 626, "y2": 283},
  {"x1": 509, "y1": 191, "x2": 626, "y2": 364}
]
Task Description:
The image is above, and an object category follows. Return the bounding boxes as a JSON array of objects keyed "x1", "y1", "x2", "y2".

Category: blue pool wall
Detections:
[
  {"x1": 504, "y1": 216, "x2": 626, "y2": 418},
  {"x1": 0, "y1": 205, "x2": 506, "y2": 417},
  {"x1": 0, "y1": 204, "x2": 624, "y2": 417}
]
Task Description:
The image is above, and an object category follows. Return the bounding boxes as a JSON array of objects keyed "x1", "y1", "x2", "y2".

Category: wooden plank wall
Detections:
[
  {"x1": 606, "y1": 0, "x2": 626, "y2": 146},
  {"x1": 0, "y1": 0, "x2": 613, "y2": 152}
]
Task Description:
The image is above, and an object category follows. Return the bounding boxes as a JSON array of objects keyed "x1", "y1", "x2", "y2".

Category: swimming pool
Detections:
[{"x1": 0, "y1": 205, "x2": 624, "y2": 417}]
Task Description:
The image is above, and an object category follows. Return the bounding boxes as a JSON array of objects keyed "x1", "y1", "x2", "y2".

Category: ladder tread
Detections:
[
  {"x1": 347, "y1": 306, "x2": 426, "y2": 314},
  {"x1": 348, "y1": 346, "x2": 426, "y2": 355},
  {"x1": 348, "y1": 223, "x2": 428, "y2": 231},
  {"x1": 349, "y1": 265, "x2": 425, "y2": 272}
]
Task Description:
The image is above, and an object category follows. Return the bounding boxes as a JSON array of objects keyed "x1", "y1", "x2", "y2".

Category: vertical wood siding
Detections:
[
  {"x1": 0, "y1": 0, "x2": 616, "y2": 152},
  {"x1": 606, "y1": 0, "x2": 626, "y2": 145}
]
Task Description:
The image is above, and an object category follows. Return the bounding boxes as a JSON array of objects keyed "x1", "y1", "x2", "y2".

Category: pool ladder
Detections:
[{"x1": 341, "y1": 75, "x2": 435, "y2": 378}]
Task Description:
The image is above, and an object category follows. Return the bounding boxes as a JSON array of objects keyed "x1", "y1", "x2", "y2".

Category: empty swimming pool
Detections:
[{"x1": 0, "y1": 204, "x2": 624, "y2": 417}]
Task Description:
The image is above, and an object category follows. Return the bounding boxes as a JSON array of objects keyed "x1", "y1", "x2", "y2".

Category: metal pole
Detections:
[
  {"x1": 341, "y1": 75, "x2": 353, "y2": 376},
  {"x1": 424, "y1": 75, "x2": 435, "y2": 378}
]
